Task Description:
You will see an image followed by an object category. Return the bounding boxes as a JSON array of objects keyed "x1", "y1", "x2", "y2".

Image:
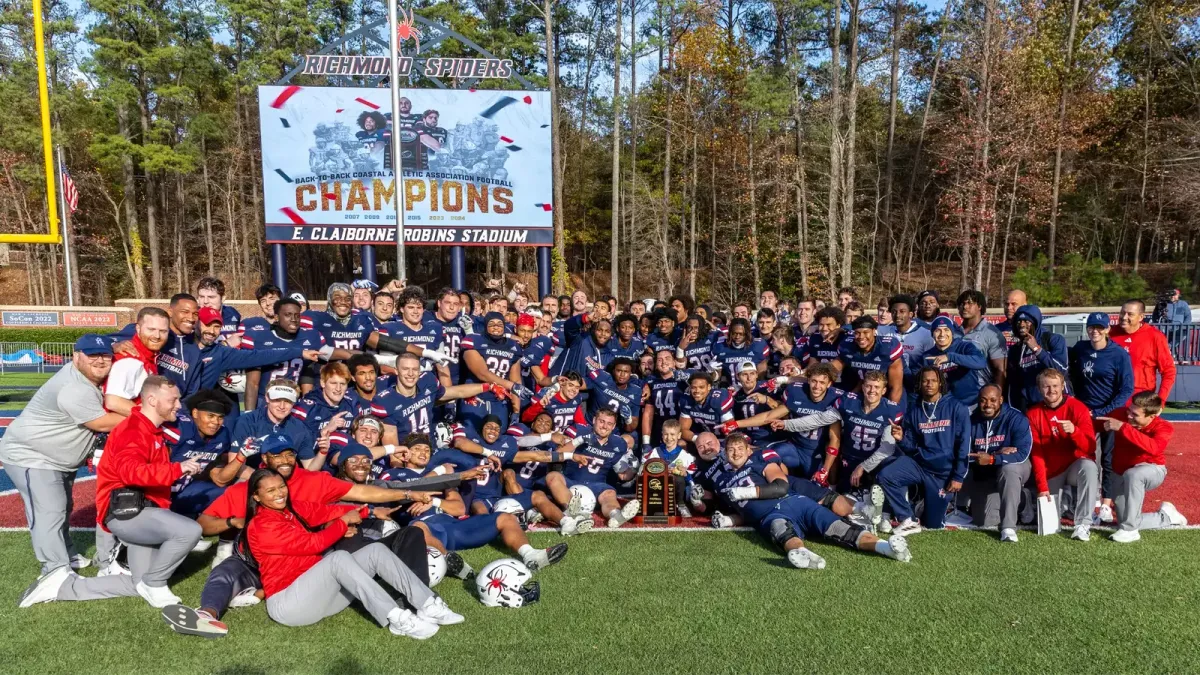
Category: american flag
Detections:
[{"x1": 62, "y1": 168, "x2": 79, "y2": 213}]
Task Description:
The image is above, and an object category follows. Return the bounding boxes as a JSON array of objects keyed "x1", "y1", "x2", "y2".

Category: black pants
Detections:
[
  {"x1": 1097, "y1": 430, "x2": 1116, "y2": 501},
  {"x1": 332, "y1": 524, "x2": 430, "y2": 587}
]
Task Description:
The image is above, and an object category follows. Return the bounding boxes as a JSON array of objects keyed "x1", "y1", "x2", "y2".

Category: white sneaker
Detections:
[
  {"x1": 69, "y1": 554, "x2": 91, "y2": 570},
  {"x1": 212, "y1": 541, "x2": 234, "y2": 569},
  {"x1": 894, "y1": 518, "x2": 922, "y2": 536},
  {"x1": 523, "y1": 508, "x2": 545, "y2": 527},
  {"x1": 417, "y1": 596, "x2": 464, "y2": 626},
  {"x1": 786, "y1": 547, "x2": 827, "y2": 570},
  {"x1": 1097, "y1": 503, "x2": 1116, "y2": 524},
  {"x1": 882, "y1": 535, "x2": 912, "y2": 562},
  {"x1": 1000, "y1": 528, "x2": 1018, "y2": 543},
  {"x1": 943, "y1": 509, "x2": 974, "y2": 529},
  {"x1": 136, "y1": 581, "x2": 182, "y2": 609},
  {"x1": 559, "y1": 515, "x2": 580, "y2": 536},
  {"x1": 676, "y1": 503, "x2": 692, "y2": 518},
  {"x1": 1159, "y1": 502, "x2": 1188, "y2": 527},
  {"x1": 1071, "y1": 524, "x2": 1091, "y2": 542},
  {"x1": 19, "y1": 566, "x2": 72, "y2": 608},
  {"x1": 97, "y1": 560, "x2": 131, "y2": 577},
  {"x1": 607, "y1": 499, "x2": 640, "y2": 528},
  {"x1": 878, "y1": 514, "x2": 894, "y2": 535},
  {"x1": 565, "y1": 493, "x2": 583, "y2": 518},
  {"x1": 228, "y1": 587, "x2": 261, "y2": 608},
  {"x1": 191, "y1": 539, "x2": 213, "y2": 553},
  {"x1": 1109, "y1": 528, "x2": 1141, "y2": 543},
  {"x1": 389, "y1": 608, "x2": 439, "y2": 639},
  {"x1": 869, "y1": 485, "x2": 886, "y2": 528}
]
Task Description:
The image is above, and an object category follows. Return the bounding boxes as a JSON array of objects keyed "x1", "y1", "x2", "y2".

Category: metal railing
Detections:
[
  {"x1": 0, "y1": 342, "x2": 75, "y2": 375},
  {"x1": 1042, "y1": 322, "x2": 1198, "y2": 364}
]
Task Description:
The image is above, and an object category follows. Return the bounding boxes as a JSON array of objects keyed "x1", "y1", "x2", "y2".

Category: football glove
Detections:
[
  {"x1": 722, "y1": 486, "x2": 757, "y2": 501},
  {"x1": 421, "y1": 346, "x2": 452, "y2": 366},
  {"x1": 716, "y1": 420, "x2": 739, "y2": 436},
  {"x1": 688, "y1": 482, "x2": 705, "y2": 505},
  {"x1": 711, "y1": 511, "x2": 734, "y2": 529},
  {"x1": 811, "y1": 467, "x2": 829, "y2": 487},
  {"x1": 764, "y1": 376, "x2": 789, "y2": 394}
]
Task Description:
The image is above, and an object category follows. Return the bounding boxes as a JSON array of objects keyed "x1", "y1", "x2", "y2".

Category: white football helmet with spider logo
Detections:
[
  {"x1": 475, "y1": 558, "x2": 539, "y2": 608},
  {"x1": 426, "y1": 547, "x2": 447, "y2": 588}
]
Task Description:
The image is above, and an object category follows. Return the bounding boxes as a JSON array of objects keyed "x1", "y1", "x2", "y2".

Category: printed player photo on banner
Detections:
[{"x1": 258, "y1": 85, "x2": 554, "y2": 245}]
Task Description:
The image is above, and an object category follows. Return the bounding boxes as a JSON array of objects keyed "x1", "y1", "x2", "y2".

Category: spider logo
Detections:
[{"x1": 395, "y1": 7, "x2": 423, "y2": 53}]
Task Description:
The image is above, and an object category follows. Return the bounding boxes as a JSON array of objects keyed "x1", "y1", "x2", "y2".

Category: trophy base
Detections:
[{"x1": 632, "y1": 515, "x2": 683, "y2": 526}]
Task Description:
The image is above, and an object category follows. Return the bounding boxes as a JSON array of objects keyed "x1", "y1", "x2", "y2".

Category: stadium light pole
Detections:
[{"x1": 387, "y1": 0, "x2": 408, "y2": 282}]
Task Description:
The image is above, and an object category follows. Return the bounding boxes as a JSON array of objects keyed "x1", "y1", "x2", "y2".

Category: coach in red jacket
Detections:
[
  {"x1": 1027, "y1": 369, "x2": 1098, "y2": 541},
  {"x1": 1097, "y1": 392, "x2": 1187, "y2": 542},
  {"x1": 1109, "y1": 299, "x2": 1176, "y2": 402},
  {"x1": 18, "y1": 376, "x2": 207, "y2": 614}
]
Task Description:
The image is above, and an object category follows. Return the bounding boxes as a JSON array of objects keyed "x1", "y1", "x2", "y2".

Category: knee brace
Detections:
[
  {"x1": 768, "y1": 518, "x2": 800, "y2": 548},
  {"x1": 817, "y1": 490, "x2": 839, "y2": 509},
  {"x1": 823, "y1": 519, "x2": 867, "y2": 550}
]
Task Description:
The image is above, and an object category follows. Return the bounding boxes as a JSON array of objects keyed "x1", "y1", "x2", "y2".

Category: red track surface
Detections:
[{"x1": 3, "y1": 424, "x2": 1199, "y2": 530}]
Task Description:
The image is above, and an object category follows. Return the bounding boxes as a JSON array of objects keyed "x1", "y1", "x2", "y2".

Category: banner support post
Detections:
[
  {"x1": 271, "y1": 244, "x2": 288, "y2": 294},
  {"x1": 387, "y1": 0, "x2": 408, "y2": 282},
  {"x1": 360, "y1": 245, "x2": 377, "y2": 283},
  {"x1": 450, "y1": 246, "x2": 466, "y2": 290},
  {"x1": 537, "y1": 246, "x2": 551, "y2": 300}
]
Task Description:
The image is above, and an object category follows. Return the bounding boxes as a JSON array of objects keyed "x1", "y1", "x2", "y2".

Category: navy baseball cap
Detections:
[
  {"x1": 74, "y1": 334, "x2": 112, "y2": 356},
  {"x1": 917, "y1": 290, "x2": 940, "y2": 302},
  {"x1": 259, "y1": 434, "x2": 296, "y2": 455},
  {"x1": 1086, "y1": 312, "x2": 1111, "y2": 328}
]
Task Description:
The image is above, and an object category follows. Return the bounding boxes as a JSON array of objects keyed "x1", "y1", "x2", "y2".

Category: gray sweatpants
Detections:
[
  {"x1": 2, "y1": 464, "x2": 79, "y2": 574},
  {"x1": 965, "y1": 461, "x2": 1031, "y2": 530},
  {"x1": 265, "y1": 543, "x2": 434, "y2": 628},
  {"x1": 57, "y1": 507, "x2": 201, "y2": 601},
  {"x1": 1046, "y1": 458, "x2": 1099, "y2": 525},
  {"x1": 1112, "y1": 463, "x2": 1172, "y2": 532}
]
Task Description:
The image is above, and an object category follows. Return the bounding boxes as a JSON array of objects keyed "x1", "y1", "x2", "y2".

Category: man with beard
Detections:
[
  {"x1": 345, "y1": 353, "x2": 389, "y2": 419},
  {"x1": 947, "y1": 385, "x2": 1032, "y2": 542},
  {"x1": 679, "y1": 372, "x2": 735, "y2": 443},
  {"x1": 550, "y1": 305, "x2": 613, "y2": 379},
  {"x1": 915, "y1": 290, "x2": 945, "y2": 327},
  {"x1": 550, "y1": 409, "x2": 641, "y2": 528},
  {"x1": 110, "y1": 296, "x2": 201, "y2": 397},
  {"x1": 1027, "y1": 368, "x2": 1097, "y2": 541},
  {"x1": 802, "y1": 307, "x2": 849, "y2": 369},
  {"x1": 956, "y1": 290, "x2": 1007, "y2": 390},
  {"x1": 301, "y1": 283, "x2": 379, "y2": 354},
  {"x1": 458, "y1": 313, "x2": 528, "y2": 431},
  {"x1": 605, "y1": 313, "x2": 645, "y2": 361},
  {"x1": 584, "y1": 358, "x2": 644, "y2": 448},
  {"x1": 835, "y1": 316, "x2": 904, "y2": 404},
  {"x1": 995, "y1": 289, "x2": 1027, "y2": 347},
  {"x1": 711, "y1": 317, "x2": 768, "y2": 384},
  {"x1": 889, "y1": 294, "x2": 934, "y2": 404},
  {"x1": 105, "y1": 307, "x2": 172, "y2": 416},
  {"x1": 675, "y1": 314, "x2": 719, "y2": 371},
  {"x1": 364, "y1": 291, "x2": 396, "y2": 332},
  {"x1": 1004, "y1": 304, "x2": 1069, "y2": 411},
  {"x1": 876, "y1": 367, "x2": 971, "y2": 535}
]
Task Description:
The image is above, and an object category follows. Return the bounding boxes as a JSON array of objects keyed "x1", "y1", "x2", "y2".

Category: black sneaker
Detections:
[
  {"x1": 544, "y1": 542, "x2": 568, "y2": 566},
  {"x1": 445, "y1": 551, "x2": 474, "y2": 580}
]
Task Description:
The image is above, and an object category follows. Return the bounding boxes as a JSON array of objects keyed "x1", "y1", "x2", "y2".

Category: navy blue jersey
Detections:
[
  {"x1": 562, "y1": 425, "x2": 631, "y2": 482},
  {"x1": 460, "y1": 334, "x2": 521, "y2": 403},
  {"x1": 453, "y1": 424, "x2": 521, "y2": 500},
  {"x1": 767, "y1": 343, "x2": 805, "y2": 375},
  {"x1": 537, "y1": 392, "x2": 588, "y2": 431},
  {"x1": 732, "y1": 384, "x2": 781, "y2": 444},
  {"x1": 834, "y1": 393, "x2": 903, "y2": 464},
  {"x1": 240, "y1": 326, "x2": 327, "y2": 405},
  {"x1": 802, "y1": 333, "x2": 848, "y2": 365},
  {"x1": 301, "y1": 310, "x2": 375, "y2": 351},
  {"x1": 680, "y1": 332, "x2": 719, "y2": 371},
  {"x1": 679, "y1": 388, "x2": 734, "y2": 434},
  {"x1": 605, "y1": 335, "x2": 646, "y2": 361},
  {"x1": 381, "y1": 317, "x2": 445, "y2": 374},
  {"x1": 370, "y1": 372, "x2": 446, "y2": 437},
  {"x1": 781, "y1": 382, "x2": 843, "y2": 458},
  {"x1": 837, "y1": 334, "x2": 903, "y2": 393},
  {"x1": 700, "y1": 453, "x2": 778, "y2": 523},
  {"x1": 585, "y1": 367, "x2": 643, "y2": 422},
  {"x1": 194, "y1": 342, "x2": 305, "y2": 392},
  {"x1": 645, "y1": 374, "x2": 687, "y2": 421},
  {"x1": 164, "y1": 414, "x2": 231, "y2": 492},
  {"x1": 435, "y1": 314, "x2": 467, "y2": 383},
  {"x1": 644, "y1": 332, "x2": 678, "y2": 356},
  {"x1": 219, "y1": 305, "x2": 242, "y2": 341},
  {"x1": 519, "y1": 335, "x2": 555, "y2": 389},
  {"x1": 378, "y1": 464, "x2": 430, "y2": 482},
  {"x1": 505, "y1": 422, "x2": 549, "y2": 489},
  {"x1": 712, "y1": 338, "x2": 769, "y2": 383},
  {"x1": 229, "y1": 407, "x2": 315, "y2": 461},
  {"x1": 237, "y1": 316, "x2": 272, "y2": 341},
  {"x1": 292, "y1": 391, "x2": 358, "y2": 438}
]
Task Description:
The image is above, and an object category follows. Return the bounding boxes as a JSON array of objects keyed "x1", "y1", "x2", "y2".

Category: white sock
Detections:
[
  {"x1": 608, "y1": 508, "x2": 622, "y2": 520},
  {"x1": 518, "y1": 544, "x2": 535, "y2": 558},
  {"x1": 875, "y1": 540, "x2": 894, "y2": 558}
]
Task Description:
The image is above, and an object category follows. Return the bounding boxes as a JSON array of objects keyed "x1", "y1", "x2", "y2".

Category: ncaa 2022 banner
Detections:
[{"x1": 258, "y1": 85, "x2": 553, "y2": 246}]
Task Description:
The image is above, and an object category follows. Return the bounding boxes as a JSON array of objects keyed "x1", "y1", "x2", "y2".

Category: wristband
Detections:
[
  {"x1": 826, "y1": 445, "x2": 839, "y2": 458},
  {"x1": 433, "y1": 465, "x2": 449, "y2": 476},
  {"x1": 562, "y1": 451, "x2": 574, "y2": 461},
  {"x1": 225, "y1": 517, "x2": 236, "y2": 529},
  {"x1": 318, "y1": 448, "x2": 329, "y2": 455},
  {"x1": 642, "y1": 435, "x2": 651, "y2": 446},
  {"x1": 431, "y1": 497, "x2": 443, "y2": 508},
  {"x1": 539, "y1": 433, "x2": 553, "y2": 443},
  {"x1": 232, "y1": 454, "x2": 246, "y2": 464},
  {"x1": 482, "y1": 449, "x2": 496, "y2": 458},
  {"x1": 675, "y1": 347, "x2": 685, "y2": 360},
  {"x1": 571, "y1": 436, "x2": 585, "y2": 449},
  {"x1": 551, "y1": 451, "x2": 561, "y2": 463},
  {"x1": 384, "y1": 444, "x2": 396, "y2": 454}
]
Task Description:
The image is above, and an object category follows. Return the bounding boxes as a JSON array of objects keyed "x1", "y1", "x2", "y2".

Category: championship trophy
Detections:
[{"x1": 633, "y1": 458, "x2": 681, "y2": 525}]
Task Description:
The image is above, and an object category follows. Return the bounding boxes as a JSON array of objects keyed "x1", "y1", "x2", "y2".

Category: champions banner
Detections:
[{"x1": 258, "y1": 85, "x2": 554, "y2": 246}]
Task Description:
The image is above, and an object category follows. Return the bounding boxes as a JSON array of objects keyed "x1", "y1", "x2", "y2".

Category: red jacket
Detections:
[
  {"x1": 95, "y1": 407, "x2": 181, "y2": 531},
  {"x1": 1110, "y1": 408, "x2": 1172, "y2": 475},
  {"x1": 203, "y1": 468, "x2": 353, "y2": 520},
  {"x1": 1027, "y1": 396, "x2": 1096, "y2": 493},
  {"x1": 247, "y1": 500, "x2": 360, "y2": 597},
  {"x1": 1109, "y1": 324, "x2": 1176, "y2": 402}
]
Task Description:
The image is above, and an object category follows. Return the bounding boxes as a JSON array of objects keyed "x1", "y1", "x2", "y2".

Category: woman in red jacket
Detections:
[
  {"x1": 244, "y1": 468, "x2": 462, "y2": 638},
  {"x1": 1097, "y1": 392, "x2": 1188, "y2": 542}
]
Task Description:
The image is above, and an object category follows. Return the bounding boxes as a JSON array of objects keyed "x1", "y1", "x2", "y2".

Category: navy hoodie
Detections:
[
  {"x1": 549, "y1": 314, "x2": 610, "y2": 378},
  {"x1": 1004, "y1": 305, "x2": 1068, "y2": 411},
  {"x1": 1068, "y1": 339, "x2": 1134, "y2": 418},
  {"x1": 919, "y1": 337, "x2": 989, "y2": 406},
  {"x1": 969, "y1": 404, "x2": 1032, "y2": 466},
  {"x1": 898, "y1": 395, "x2": 971, "y2": 482}
]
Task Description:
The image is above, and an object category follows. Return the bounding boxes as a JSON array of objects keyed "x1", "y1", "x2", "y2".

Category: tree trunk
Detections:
[
  {"x1": 794, "y1": 75, "x2": 811, "y2": 298},
  {"x1": 748, "y1": 125, "x2": 760, "y2": 299},
  {"x1": 628, "y1": 0, "x2": 638, "y2": 300},
  {"x1": 117, "y1": 102, "x2": 146, "y2": 298},
  {"x1": 543, "y1": 0, "x2": 567, "y2": 293},
  {"x1": 840, "y1": 0, "x2": 860, "y2": 288},
  {"x1": 883, "y1": 0, "x2": 902, "y2": 288},
  {"x1": 826, "y1": 1, "x2": 842, "y2": 292},
  {"x1": 137, "y1": 87, "x2": 162, "y2": 297},
  {"x1": 1047, "y1": 0, "x2": 1081, "y2": 280},
  {"x1": 904, "y1": 0, "x2": 953, "y2": 208},
  {"x1": 688, "y1": 73, "x2": 698, "y2": 298}
]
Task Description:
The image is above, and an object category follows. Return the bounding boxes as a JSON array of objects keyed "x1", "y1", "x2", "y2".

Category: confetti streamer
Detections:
[
  {"x1": 355, "y1": 97, "x2": 380, "y2": 109},
  {"x1": 270, "y1": 85, "x2": 301, "y2": 109},
  {"x1": 279, "y1": 118, "x2": 290, "y2": 128},
  {"x1": 541, "y1": 124, "x2": 550, "y2": 128},
  {"x1": 500, "y1": 136, "x2": 514, "y2": 143},
  {"x1": 324, "y1": 193, "x2": 339, "y2": 200},
  {"x1": 505, "y1": 144, "x2": 523, "y2": 152},
  {"x1": 522, "y1": 95, "x2": 533, "y2": 104},
  {"x1": 335, "y1": 108, "x2": 344, "y2": 113},
  {"x1": 280, "y1": 207, "x2": 306, "y2": 224},
  {"x1": 534, "y1": 203, "x2": 553, "y2": 212},
  {"x1": 479, "y1": 96, "x2": 517, "y2": 119},
  {"x1": 274, "y1": 169, "x2": 293, "y2": 183}
]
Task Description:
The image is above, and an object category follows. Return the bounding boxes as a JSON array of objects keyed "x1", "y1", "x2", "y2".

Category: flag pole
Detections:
[
  {"x1": 56, "y1": 145, "x2": 75, "y2": 306},
  {"x1": 386, "y1": 0, "x2": 407, "y2": 282}
]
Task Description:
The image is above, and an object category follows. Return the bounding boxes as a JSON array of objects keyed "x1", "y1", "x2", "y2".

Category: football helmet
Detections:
[
  {"x1": 476, "y1": 558, "x2": 539, "y2": 608},
  {"x1": 426, "y1": 547, "x2": 447, "y2": 587}
]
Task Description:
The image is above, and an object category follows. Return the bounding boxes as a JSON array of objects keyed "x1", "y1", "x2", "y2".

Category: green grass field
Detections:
[{"x1": 1, "y1": 529, "x2": 1198, "y2": 673}]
